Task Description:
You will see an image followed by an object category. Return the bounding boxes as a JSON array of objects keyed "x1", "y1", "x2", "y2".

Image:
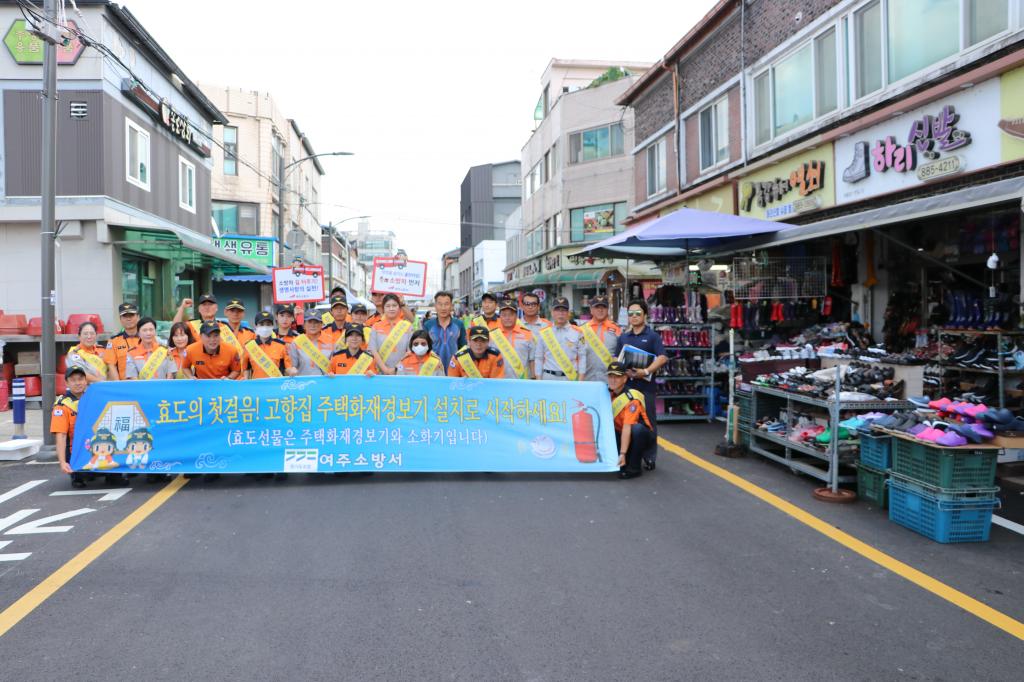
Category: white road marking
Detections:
[
  {"x1": 992, "y1": 515, "x2": 1024, "y2": 537},
  {"x1": 0, "y1": 540, "x2": 31, "y2": 562},
  {"x1": 0, "y1": 480, "x2": 47, "y2": 505},
  {"x1": 4, "y1": 508, "x2": 95, "y2": 535},
  {"x1": 50, "y1": 488, "x2": 131, "y2": 502},
  {"x1": 0, "y1": 509, "x2": 38, "y2": 533}
]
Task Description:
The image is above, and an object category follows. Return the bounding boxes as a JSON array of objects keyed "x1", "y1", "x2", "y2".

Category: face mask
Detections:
[
  {"x1": 256, "y1": 326, "x2": 273, "y2": 339},
  {"x1": 412, "y1": 344, "x2": 429, "y2": 357}
]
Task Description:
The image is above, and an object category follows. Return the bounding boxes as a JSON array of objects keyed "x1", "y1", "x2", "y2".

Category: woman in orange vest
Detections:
[
  {"x1": 124, "y1": 318, "x2": 176, "y2": 380},
  {"x1": 397, "y1": 330, "x2": 445, "y2": 376},
  {"x1": 167, "y1": 322, "x2": 194, "y2": 378},
  {"x1": 369, "y1": 294, "x2": 413, "y2": 375},
  {"x1": 330, "y1": 324, "x2": 377, "y2": 376},
  {"x1": 66, "y1": 321, "x2": 107, "y2": 383}
]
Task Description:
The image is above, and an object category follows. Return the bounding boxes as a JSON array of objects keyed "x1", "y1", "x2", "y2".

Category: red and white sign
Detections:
[
  {"x1": 370, "y1": 256, "x2": 428, "y2": 297},
  {"x1": 272, "y1": 264, "x2": 325, "y2": 304}
]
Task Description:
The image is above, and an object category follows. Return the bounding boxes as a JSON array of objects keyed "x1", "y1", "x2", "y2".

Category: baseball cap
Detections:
[
  {"x1": 254, "y1": 311, "x2": 274, "y2": 325},
  {"x1": 276, "y1": 304, "x2": 295, "y2": 315},
  {"x1": 225, "y1": 298, "x2": 245, "y2": 311},
  {"x1": 468, "y1": 325, "x2": 490, "y2": 340},
  {"x1": 589, "y1": 295, "x2": 609, "y2": 307},
  {"x1": 198, "y1": 294, "x2": 217, "y2": 305},
  {"x1": 330, "y1": 294, "x2": 348, "y2": 308},
  {"x1": 117, "y1": 303, "x2": 139, "y2": 316},
  {"x1": 65, "y1": 365, "x2": 87, "y2": 379},
  {"x1": 606, "y1": 361, "x2": 628, "y2": 376},
  {"x1": 199, "y1": 321, "x2": 221, "y2": 336},
  {"x1": 304, "y1": 314, "x2": 323, "y2": 325},
  {"x1": 351, "y1": 303, "x2": 367, "y2": 314},
  {"x1": 481, "y1": 291, "x2": 498, "y2": 302},
  {"x1": 344, "y1": 323, "x2": 365, "y2": 338},
  {"x1": 551, "y1": 296, "x2": 570, "y2": 310},
  {"x1": 499, "y1": 296, "x2": 518, "y2": 311}
]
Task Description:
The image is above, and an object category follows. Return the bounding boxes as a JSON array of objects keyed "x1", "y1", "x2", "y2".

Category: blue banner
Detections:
[{"x1": 70, "y1": 377, "x2": 619, "y2": 474}]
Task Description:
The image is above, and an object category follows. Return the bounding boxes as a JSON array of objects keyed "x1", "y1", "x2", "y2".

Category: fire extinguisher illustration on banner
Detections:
[{"x1": 572, "y1": 401, "x2": 601, "y2": 463}]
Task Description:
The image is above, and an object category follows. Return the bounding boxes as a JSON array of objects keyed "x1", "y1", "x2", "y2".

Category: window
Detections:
[
  {"x1": 178, "y1": 156, "x2": 196, "y2": 213},
  {"x1": 526, "y1": 226, "x2": 544, "y2": 255},
  {"x1": 970, "y1": 0, "x2": 1008, "y2": 44},
  {"x1": 699, "y1": 98, "x2": 729, "y2": 170},
  {"x1": 569, "y1": 202, "x2": 627, "y2": 242},
  {"x1": 125, "y1": 118, "x2": 150, "y2": 191},
  {"x1": 271, "y1": 133, "x2": 283, "y2": 191},
  {"x1": 814, "y1": 29, "x2": 838, "y2": 116},
  {"x1": 553, "y1": 212, "x2": 563, "y2": 246},
  {"x1": 754, "y1": 73, "x2": 772, "y2": 146},
  {"x1": 888, "y1": 0, "x2": 960, "y2": 83},
  {"x1": 855, "y1": 2, "x2": 883, "y2": 98},
  {"x1": 212, "y1": 201, "x2": 260, "y2": 235},
  {"x1": 646, "y1": 138, "x2": 667, "y2": 197},
  {"x1": 773, "y1": 45, "x2": 814, "y2": 137},
  {"x1": 223, "y1": 126, "x2": 238, "y2": 175},
  {"x1": 568, "y1": 123, "x2": 624, "y2": 164}
]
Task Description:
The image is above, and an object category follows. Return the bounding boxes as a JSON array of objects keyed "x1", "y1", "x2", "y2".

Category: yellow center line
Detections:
[
  {"x1": 0, "y1": 474, "x2": 189, "y2": 639},
  {"x1": 658, "y1": 436, "x2": 1024, "y2": 642}
]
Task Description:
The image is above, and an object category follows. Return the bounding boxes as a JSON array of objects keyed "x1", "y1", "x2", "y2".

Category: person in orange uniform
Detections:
[
  {"x1": 448, "y1": 326, "x2": 505, "y2": 378},
  {"x1": 369, "y1": 294, "x2": 414, "y2": 375},
  {"x1": 397, "y1": 330, "x2": 446, "y2": 376},
  {"x1": 275, "y1": 304, "x2": 301, "y2": 343},
  {"x1": 66, "y1": 321, "x2": 107, "y2": 383},
  {"x1": 288, "y1": 314, "x2": 336, "y2": 376},
  {"x1": 52, "y1": 367, "x2": 95, "y2": 488},
  {"x1": 349, "y1": 304, "x2": 371, "y2": 348},
  {"x1": 365, "y1": 292, "x2": 384, "y2": 327},
  {"x1": 223, "y1": 299, "x2": 256, "y2": 348},
  {"x1": 582, "y1": 295, "x2": 621, "y2": 382},
  {"x1": 330, "y1": 324, "x2": 377, "y2": 376},
  {"x1": 493, "y1": 296, "x2": 535, "y2": 379},
  {"x1": 182, "y1": 321, "x2": 242, "y2": 379},
  {"x1": 243, "y1": 312, "x2": 294, "y2": 379},
  {"x1": 472, "y1": 292, "x2": 500, "y2": 329},
  {"x1": 124, "y1": 317, "x2": 176, "y2": 380},
  {"x1": 167, "y1": 322, "x2": 194, "y2": 378},
  {"x1": 322, "y1": 295, "x2": 350, "y2": 346},
  {"x1": 607, "y1": 361, "x2": 653, "y2": 479},
  {"x1": 104, "y1": 302, "x2": 142, "y2": 380}
]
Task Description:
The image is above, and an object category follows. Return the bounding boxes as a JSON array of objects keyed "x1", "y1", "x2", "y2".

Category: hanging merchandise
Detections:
[
  {"x1": 728, "y1": 257, "x2": 827, "y2": 301},
  {"x1": 830, "y1": 240, "x2": 844, "y2": 288},
  {"x1": 864, "y1": 232, "x2": 878, "y2": 288}
]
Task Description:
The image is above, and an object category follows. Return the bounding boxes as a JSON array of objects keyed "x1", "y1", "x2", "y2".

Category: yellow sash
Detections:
[
  {"x1": 322, "y1": 311, "x2": 334, "y2": 325},
  {"x1": 490, "y1": 328, "x2": 527, "y2": 379},
  {"x1": 244, "y1": 340, "x2": 282, "y2": 378},
  {"x1": 456, "y1": 351, "x2": 483, "y2": 378},
  {"x1": 377, "y1": 319, "x2": 412, "y2": 362},
  {"x1": 472, "y1": 315, "x2": 485, "y2": 328},
  {"x1": 294, "y1": 334, "x2": 331, "y2": 374},
  {"x1": 191, "y1": 320, "x2": 241, "y2": 351},
  {"x1": 539, "y1": 326, "x2": 578, "y2": 381},
  {"x1": 583, "y1": 323, "x2": 614, "y2": 368},
  {"x1": 137, "y1": 346, "x2": 169, "y2": 380},
  {"x1": 348, "y1": 352, "x2": 374, "y2": 375},
  {"x1": 55, "y1": 395, "x2": 80, "y2": 413},
  {"x1": 69, "y1": 345, "x2": 108, "y2": 376},
  {"x1": 419, "y1": 355, "x2": 441, "y2": 376},
  {"x1": 612, "y1": 389, "x2": 646, "y2": 417}
]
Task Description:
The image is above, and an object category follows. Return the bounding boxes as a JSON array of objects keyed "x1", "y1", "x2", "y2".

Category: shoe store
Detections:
[{"x1": 721, "y1": 64, "x2": 1024, "y2": 539}]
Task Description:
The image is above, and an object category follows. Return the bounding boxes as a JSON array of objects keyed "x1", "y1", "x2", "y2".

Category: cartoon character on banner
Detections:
[
  {"x1": 125, "y1": 428, "x2": 154, "y2": 469},
  {"x1": 82, "y1": 428, "x2": 118, "y2": 470}
]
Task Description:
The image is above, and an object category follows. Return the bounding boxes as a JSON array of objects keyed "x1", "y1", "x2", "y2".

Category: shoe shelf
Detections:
[
  {"x1": 749, "y1": 380, "x2": 912, "y2": 489},
  {"x1": 933, "y1": 328, "x2": 1024, "y2": 336},
  {"x1": 659, "y1": 414, "x2": 712, "y2": 422},
  {"x1": 931, "y1": 328, "x2": 1023, "y2": 408},
  {"x1": 656, "y1": 325, "x2": 716, "y2": 424},
  {"x1": 939, "y1": 366, "x2": 1024, "y2": 375}
]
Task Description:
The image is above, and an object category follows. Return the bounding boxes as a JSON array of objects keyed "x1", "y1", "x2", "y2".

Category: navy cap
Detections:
[
  {"x1": 468, "y1": 325, "x2": 490, "y2": 340},
  {"x1": 225, "y1": 298, "x2": 245, "y2": 311},
  {"x1": 198, "y1": 294, "x2": 217, "y2": 305},
  {"x1": 199, "y1": 321, "x2": 221, "y2": 336},
  {"x1": 118, "y1": 303, "x2": 139, "y2": 316},
  {"x1": 551, "y1": 296, "x2": 570, "y2": 310},
  {"x1": 499, "y1": 296, "x2": 518, "y2": 311},
  {"x1": 330, "y1": 295, "x2": 348, "y2": 307},
  {"x1": 589, "y1": 295, "x2": 609, "y2": 307},
  {"x1": 254, "y1": 311, "x2": 275, "y2": 325},
  {"x1": 351, "y1": 303, "x2": 367, "y2": 314},
  {"x1": 606, "y1": 361, "x2": 628, "y2": 376},
  {"x1": 65, "y1": 365, "x2": 87, "y2": 379},
  {"x1": 344, "y1": 323, "x2": 365, "y2": 338},
  {"x1": 276, "y1": 304, "x2": 295, "y2": 315}
]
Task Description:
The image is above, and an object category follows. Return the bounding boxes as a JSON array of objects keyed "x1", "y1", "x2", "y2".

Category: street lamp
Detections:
[
  {"x1": 322, "y1": 215, "x2": 370, "y2": 294},
  {"x1": 277, "y1": 151, "x2": 354, "y2": 264}
]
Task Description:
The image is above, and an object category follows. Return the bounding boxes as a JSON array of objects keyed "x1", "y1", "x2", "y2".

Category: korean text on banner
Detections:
[
  {"x1": 69, "y1": 377, "x2": 618, "y2": 474},
  {"x1": 371, "y1": 257, "x2": 428, "y2": 297},
  {"x1": 272, "y1": 265, "x2": 325, "y2": 304}
]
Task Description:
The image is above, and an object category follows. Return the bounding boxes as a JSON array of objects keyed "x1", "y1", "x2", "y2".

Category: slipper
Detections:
[
  {"x1": 970, "y1": 423, "x2": 994, "y2": 440},
  {"x1": 949, "y1": 423, "x2": 983, "y2": 443},
  {"x1": 964, "y1": 403, "x2": 990, "y2": 418},
  {"x1": 978, "y1": 408, "x2": 1014, "y2": 425},
  {"x1": 936, "y1": 431, "x2": 968, "y2": 447},
  {"x1": 917, "y1": 427, "x2": 944, "y2": 442},
  {"x1": 907, "y1": 423, "x2": 930, "y2": 436},
  {"x1": 908, "y1": 396, "x2": 931, "y2": 408},
  {"x1": 928, "y1": 397, "x2": 952, "y2": 411},
  {"x1": 839, "y1": 417, "x2": 865, "y2": 429}
]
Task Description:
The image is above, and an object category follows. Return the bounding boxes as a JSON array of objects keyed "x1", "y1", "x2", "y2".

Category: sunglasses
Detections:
[{"x1": 627, "y1": 310, "x2": 645, "y2": 316}]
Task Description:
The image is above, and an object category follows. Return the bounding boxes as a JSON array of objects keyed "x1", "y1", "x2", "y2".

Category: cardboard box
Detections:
[
  {"x1": 992, "y1": 435, "x2": 1024, "y2": 449},
  {"x1": 17, "y1": 351, "x2": 40, "y2": 364},
  {"x1": 14, "y1": 363, "x2": 40, "y2": 376}
]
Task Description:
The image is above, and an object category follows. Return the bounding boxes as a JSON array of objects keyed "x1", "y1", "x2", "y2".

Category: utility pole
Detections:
[
  {"x1": 40, "y1": 0, "x2": 59, "y2": 446},
  {"x1": 277, "y1": 153, "x2": 286, "y2": 266},
  {"x1": 326, "y1": 222, "x2": 334, "y2": 291}
]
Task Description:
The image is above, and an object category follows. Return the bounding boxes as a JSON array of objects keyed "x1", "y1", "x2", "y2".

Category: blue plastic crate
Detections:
[
  {"x1": 859, "y1": 432, "x2": 892, "y2": 470},
  {"x1": 888, "y1": 475, "x2": 999, "y2": 544}
]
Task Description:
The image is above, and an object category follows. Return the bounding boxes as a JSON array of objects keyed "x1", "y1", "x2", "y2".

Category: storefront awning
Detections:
[
  {"x1": 117, "y1": 225, "x2": 270, "y2": 276},
  {"x1": 219, "y1": 274, "x2": 273, "y2": 283},
  {"x1": 711, "y1": 175, "x2": 1024, "y2": 254},
  {"x1": 500, "y1": 264, "x2": 662, "y2": 291}
]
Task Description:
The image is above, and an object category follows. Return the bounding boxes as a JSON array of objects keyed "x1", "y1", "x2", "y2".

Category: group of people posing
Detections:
[{"x1": 53, "y1": 286, "x2": 667, "y2": 483}]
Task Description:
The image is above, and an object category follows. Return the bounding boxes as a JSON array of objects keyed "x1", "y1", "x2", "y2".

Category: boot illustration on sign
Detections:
[{"x1": 842, "y1": 141, "x2": 869, "y2": 183}]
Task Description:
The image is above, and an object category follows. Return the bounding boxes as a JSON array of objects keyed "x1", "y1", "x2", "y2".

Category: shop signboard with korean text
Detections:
[
  {"x1": 69, "y1": 377, "x2": 619, "y2": 474},
  {"x1": 659, "y1": 183, "x2": 736, "y2": 217},
  {"x1": 272, "y1": 264, "x2": 324, "y2": 304},
  {"x1": 738, "y1": 146, "x2": 834, "y2": 221},
  {"x1": 1000, "y1": 65, "x2": 1024, "y2": 163},
  {"x1": 835, "y1": 78, "x2": 1003, "y2": 205},
  {"x1": 4, "y1": 19, "x2": 84, "y2": 65},
  {"x1": 213, "y1": 236, "x2": 277, "y2": 267},
  {"x1": 370, "y1": 256, "x2": 428, "y2": 297}
]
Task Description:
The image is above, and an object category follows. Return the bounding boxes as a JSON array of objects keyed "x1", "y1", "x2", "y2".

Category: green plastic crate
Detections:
[
  {"x1": 856, "y1": 463, "x2": 887, "y2": 509},
  {"x1": 891, "y1": 438, "x2": 998, "y2": 489}
]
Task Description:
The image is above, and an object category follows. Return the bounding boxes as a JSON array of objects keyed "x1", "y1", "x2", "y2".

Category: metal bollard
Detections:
[{"x1": 11, "y1": 377, "x2": 26, "y2": 440}]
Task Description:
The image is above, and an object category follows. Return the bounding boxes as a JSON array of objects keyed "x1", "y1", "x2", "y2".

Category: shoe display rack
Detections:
[
  {"x1": 656, "y1": 323, "x2": 715, "y2": 423},
  {"x1": 749, "y1": 367, "x2": 913, "y2": 493},
  {"x1": 931, "y1": 329, "x2": 1024, "y2": 409}
]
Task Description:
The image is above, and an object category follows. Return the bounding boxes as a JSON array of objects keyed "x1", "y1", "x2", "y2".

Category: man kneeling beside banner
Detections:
[{"x1": 70, "y1": 377, "x2": 618, "y2": 474}]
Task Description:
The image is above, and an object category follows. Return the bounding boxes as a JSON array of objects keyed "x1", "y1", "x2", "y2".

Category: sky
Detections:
[{"x1": 129, "y1": 0, "x2": 719, "y2": 284}]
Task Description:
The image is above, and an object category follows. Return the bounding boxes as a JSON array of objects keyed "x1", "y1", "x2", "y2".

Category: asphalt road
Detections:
[{"x1": 1, "y1": 424, "x2": 1022, "y2": 681}]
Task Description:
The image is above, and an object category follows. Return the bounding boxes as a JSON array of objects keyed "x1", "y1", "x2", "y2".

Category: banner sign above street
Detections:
[
  {"x1": 371, "y1": 256, "x2": 428, "y2": 297},
  {"x1": 69, "y1": 377, "x2": 619, "y2": 474},
  {"x1": 120, "y1": 78, "x2": 212, "y2": 157},
  {"x1": 272, "y1": 264, "x2": 324, "y2": 304},
  {"x1": 213, "y1": 235, "x2": 277, "y2": 267}
]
